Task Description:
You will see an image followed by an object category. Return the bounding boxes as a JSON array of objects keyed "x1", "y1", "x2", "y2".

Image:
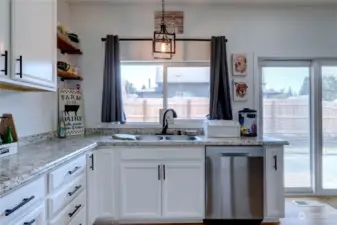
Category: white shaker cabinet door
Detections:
[
  {"x1": 0, "y1": 0, "x2": 10, "y2": 78},
  {"x1": 264, "y1": 146, "x2": 285, "y2": 219},
  {"x1": 87, "y1": 150, "x2": 116, "y2": 225},
  {"x1": 11, "y1": 0, "x2": 56, "y2": 88},
  {"x1": 120, "y1": 162, "x2": 162, "y2": 219},
  {"x1": 162, "y1": 162, "x2": 205, "y2": 219}
]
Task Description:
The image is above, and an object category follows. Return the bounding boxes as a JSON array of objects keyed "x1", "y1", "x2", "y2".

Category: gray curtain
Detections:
[
  {"x1": 101, "y1": 35, "x2": 126, "y2": 123},
  {"x1": 209, "y1": 36, "x2": 233, "y2": 120}
]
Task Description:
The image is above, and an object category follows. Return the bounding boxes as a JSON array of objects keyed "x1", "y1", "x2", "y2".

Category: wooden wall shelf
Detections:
[
  {"x1": 57, "y1": 33, "x2": 82, "y2": 55},
  {"x1": 57, "y1": 69, "x2": 82, "y2": 81}
]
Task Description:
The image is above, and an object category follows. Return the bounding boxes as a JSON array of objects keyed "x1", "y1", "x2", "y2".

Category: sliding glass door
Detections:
[
  {"x1": 261, "y1": 60, "x2": 337, "y2": 195},
  {"x1": 261, "y1": 62, "x2": 312, "y2": 193},
  {"x1": 321, "y1": 64, "x2": 337, "y2": 193}
]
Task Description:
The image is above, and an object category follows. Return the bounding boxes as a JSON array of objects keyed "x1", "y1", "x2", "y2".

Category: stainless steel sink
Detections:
[
  {"x1": 135, "y1": 135, "x2": 164, "y2": 141},
  {"x1": 163, "y1": 135, "x2": 200, "y2": 141},
  {"x1": 135, "y1": 135, "x2": 200, "y2": 141}
]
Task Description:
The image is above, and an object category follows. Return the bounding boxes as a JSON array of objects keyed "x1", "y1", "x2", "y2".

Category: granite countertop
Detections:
[{"x1": 0, "y1": 135, "x2": 288, "y2": 197}]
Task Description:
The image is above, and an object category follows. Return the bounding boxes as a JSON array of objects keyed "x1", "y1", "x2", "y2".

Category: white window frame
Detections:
[
  {"x1": 120, "y1": 61, "x2": 210, "y2": 127},
  {"x1": 259, "y1": 59, "x2": 337, "y2": 196}
]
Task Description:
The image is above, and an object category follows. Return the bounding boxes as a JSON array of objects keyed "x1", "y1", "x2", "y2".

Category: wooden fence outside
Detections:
[
  {"x1": 264, "y1": 99, "x2": 337, "y2": 137},
  {"x1": 124, "y1": 98, "x2": 337, "y2": 137},
  {"x1": 124, "y1": 98, "x2": 209, "y2": 122}
]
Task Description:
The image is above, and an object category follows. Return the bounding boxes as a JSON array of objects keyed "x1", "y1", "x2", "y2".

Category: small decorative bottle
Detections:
[
  {"x1": 58, "y1": 113, "x2": 66, "y2": 139},
  {"x1": 4, "y1": 126, "x2": 13, "y2": 144}
]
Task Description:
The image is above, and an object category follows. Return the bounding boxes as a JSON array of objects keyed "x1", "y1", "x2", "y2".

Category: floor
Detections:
[{"x1": 277, "y1": 197, "x2": 337, "y2": 225}]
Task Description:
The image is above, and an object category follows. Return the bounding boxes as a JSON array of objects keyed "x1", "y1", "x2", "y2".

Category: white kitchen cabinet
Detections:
[
  {"x1": 264, "y1": 146, "x2": 285, "y2": 220},
  {"x1": 120, "y1": 162, "x2": 162, "y2": 219},
  {"x1": 11, "y1": 0, "x2": 56, "y2": 89},
  {"x1": 87, "y1": 150, "x2": 116, "y2": 225},
  {"x1": 0, "y1": 0, "x2": 10, "y2": 78},
  {"x1": 162, "y1": 162, "x2": 205, "y2": 219},
  {"x1": 11, "y1": 204, "x2": 46, "y2": 225}
]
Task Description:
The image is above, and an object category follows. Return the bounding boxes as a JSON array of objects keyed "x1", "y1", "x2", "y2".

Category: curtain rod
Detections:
[{"x1": 101, "y1": 37, "x2": 228, "y2": 42}]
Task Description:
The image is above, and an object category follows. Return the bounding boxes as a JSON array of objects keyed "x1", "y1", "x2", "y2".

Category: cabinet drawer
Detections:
[
  {"x1": 68, "y1": 206, "x2": 86, "y2": 225},
  {"x1": 48, "y1": 173, "x2": 86, "y2": 218},
  {"x1": 49, "y1": 190, "x2": 86, "y2": 225},
  {"x1": 0, "y1": 176, "x2": 46, "y2": 225},
  {"x1": 120, "y1": 147, "x2": 204, "y2": 161},
  {"x1": 10, "y1": 203, "x2": 46, "y2": 225},
  {"x1": 49, "y1": 155, "x2": 86, "y2": 192}
]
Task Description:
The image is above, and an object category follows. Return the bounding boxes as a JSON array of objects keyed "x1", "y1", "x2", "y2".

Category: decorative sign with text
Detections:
[{"x1": 58, "y1": 89, "x2": 84, "y2": 136}]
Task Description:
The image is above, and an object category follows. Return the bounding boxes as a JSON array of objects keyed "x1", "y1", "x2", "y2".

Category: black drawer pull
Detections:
[
  {"x1": 90, "y1": 154, "x2": 94, "y2": 170},
  {"x1": 68, "y1": 204, "x2": 81, "y2": 218},
  {"x1": 163, "y1": 164, "x2": 166, "y2": 180},
  {"x1": 68, "y1": 185, "x2": 82, "y2": 196},
  {"x1": 273, "y1": 155, "x2": 278, "y2": 171},
  {"x1": 23, "y1": 219, "x2": 35, "y2": 225},
  {"x1": 16, "y1": 55, "x2": 22, "y2": 78},
  {"x1": 4, "y1": 196, "x2": 35, "y2": 216},
  {"x1": 1, "y1": 50, "x2": 8, "y2": 75},
  {"x1": 68, "y1": 166, "x2": 80, "y2": 175}
]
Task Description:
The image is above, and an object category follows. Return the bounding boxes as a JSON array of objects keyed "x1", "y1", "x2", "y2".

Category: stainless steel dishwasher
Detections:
[{"x1": 205, "y1": 146, "x2": 264, "y2": 222}]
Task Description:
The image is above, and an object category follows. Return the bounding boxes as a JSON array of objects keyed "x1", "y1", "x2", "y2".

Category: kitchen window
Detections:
[{"x1": 121, "y1": 62, "x2": 210, "y2": 123}]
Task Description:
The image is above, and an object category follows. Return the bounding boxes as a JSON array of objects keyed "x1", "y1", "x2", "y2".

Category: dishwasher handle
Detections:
[{"x1": 221, "y1": 153, "x2": 250, "y2": 157}]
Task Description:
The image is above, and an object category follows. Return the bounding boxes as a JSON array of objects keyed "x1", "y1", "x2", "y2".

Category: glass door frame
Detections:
[
  {"x1": 315, "y1": 60, "x2": 337, "y2": 196},
  {"x1": 259, "y1": 60, "x2": 314, "y2": 195}
]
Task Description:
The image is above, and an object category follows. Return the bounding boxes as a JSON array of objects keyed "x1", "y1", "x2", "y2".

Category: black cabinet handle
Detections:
[
  {"x1": 68, "y1": 166, "x2": 80, "y2": 175},
  {"x1": 23, "y1": 219, "x2": 35, "y2": 225},
  {"x1": 273, "y1": 155, "x2": 277, "y2": 171},
  {"x1": 158, "y1": 165, "x2": 161, "y2": 180},
  {"x1": 4, "y1": 196, "x2": 35, "y2": 216},
  {"x1": 68, "y1": 204, "x2": 81, "y2": 218},
  {"x1": 90, "y1": 154, "x2": 94, "y2": 170},
  {"x1": 16, "y1": 55, "x2": 22, "y2": 78},
  {"x1": 163, "y1": 164, "x2": 166, "y2": 180},
  {"x1": 68, "y1": 185, "x2": 82, "y2": 197},
  {"x1": 1, "y1": 50, "x2": 8, "y2": 75}
]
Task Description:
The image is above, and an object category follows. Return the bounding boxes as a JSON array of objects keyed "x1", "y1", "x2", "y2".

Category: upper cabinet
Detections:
[
  {"x1": 0, "y1": 0, "x2": 57, "y2": 92},
  {"x1": 0, "y1": 0, "x2": 10, "y2": 78},
  {"x1": 11, "y1": 0, "x2": 57, "y2": 90}
]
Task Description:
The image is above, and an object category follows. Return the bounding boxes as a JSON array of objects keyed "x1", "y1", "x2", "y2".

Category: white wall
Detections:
[
  {"x1": 68, "y1": 3, "x2": 337, "y2": 127},
  {"x1": 0, "y1": 91, "x2": 57, "y2": 137}
]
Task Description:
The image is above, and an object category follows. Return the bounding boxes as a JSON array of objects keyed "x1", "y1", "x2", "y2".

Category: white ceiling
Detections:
[{"x1": 68, "y1": 0, "x2": 337, "y2": 5}]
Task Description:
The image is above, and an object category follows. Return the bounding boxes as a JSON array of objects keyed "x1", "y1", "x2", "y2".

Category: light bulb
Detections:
[{"x1": 161, "y1": 42, "x2": 168, "y2": 52}]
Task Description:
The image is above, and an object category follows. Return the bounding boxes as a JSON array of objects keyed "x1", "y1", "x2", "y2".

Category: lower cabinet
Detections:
[
  {"x1": 87, "y1": 147, "x2": 205, "y2": 222},
  {"x1": 162, "y1": 162, "x2": 205, "y2": 218},
  {"x1": 120, "y1": 161, "x2": 205, "y2": 221},
  {"x1": 87, "y1": 149, "x2": 116, "y2": 225},
  {"x1": 120, "y1": 162, "x2": 162, "y2": 219},
  {"x1": 264, "y1": 146, "x2": 285, "y2": 220},
  {"x1": 118, "y1": 147, "x2": 205, "y2": 221},
  {"x1": 11, "y1": 203, "x2": 46, "y2": 225}
]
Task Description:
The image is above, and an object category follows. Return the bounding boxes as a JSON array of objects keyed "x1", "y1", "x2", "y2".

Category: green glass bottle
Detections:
[
  {"x1": 58, "y1": 112, "x2": 66, "y2": 139},
  {"x1": 4, "y1": 126, "x2": 13, "y2": 144}
]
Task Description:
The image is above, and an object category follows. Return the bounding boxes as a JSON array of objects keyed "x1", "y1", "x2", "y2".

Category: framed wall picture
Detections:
[
  {"x1": 232, "y1": 54, "x2": 247, "y2": 76},
  {"x1": 155, "y1": 11, "x2": 184, "y2": 34},
  {"x1": 58, "y1": 88, "x2": 84, "y2": 136},
  {"x1": 233, "y1": 80, "x2": 248, "y2": 101}
]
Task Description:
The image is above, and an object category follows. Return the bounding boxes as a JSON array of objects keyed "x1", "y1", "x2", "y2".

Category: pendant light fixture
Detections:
[{"x1": 153, "y1": 0, "x2": 176, "y2": 59}]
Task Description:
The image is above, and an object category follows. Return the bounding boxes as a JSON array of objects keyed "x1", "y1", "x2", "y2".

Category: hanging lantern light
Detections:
[{"x1": 153, "y1": 0, "x2": 176, "y2": 59}]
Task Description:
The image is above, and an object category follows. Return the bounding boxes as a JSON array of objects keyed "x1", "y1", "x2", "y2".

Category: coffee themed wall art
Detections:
[
  {"x1": 232, "y1": 54, "x2": 247, "y2": 76},
  {"x1": 233, "y1": 80, "x2": 248, "y2": 101}
]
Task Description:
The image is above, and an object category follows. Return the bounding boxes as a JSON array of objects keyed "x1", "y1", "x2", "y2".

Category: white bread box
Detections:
[{"x1": 204, "y1": 120, "x2": 240, "y2": 138}]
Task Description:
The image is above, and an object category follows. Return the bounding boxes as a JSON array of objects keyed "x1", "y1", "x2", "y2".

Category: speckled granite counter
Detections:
[{"x1": 0, "y1": 135, "x2": 287, "y2": 197}]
